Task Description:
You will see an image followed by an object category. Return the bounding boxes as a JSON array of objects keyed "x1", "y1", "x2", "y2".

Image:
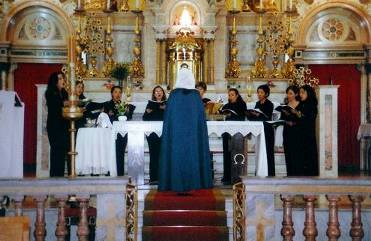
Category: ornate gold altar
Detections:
[{"x1": 167, "y1": 29, "x2": 203, "y2": 88}]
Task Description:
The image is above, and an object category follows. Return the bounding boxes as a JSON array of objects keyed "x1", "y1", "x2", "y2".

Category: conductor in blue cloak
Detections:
[{"x1": 158, "y1": 64, "x2": 213, "y2": 192}]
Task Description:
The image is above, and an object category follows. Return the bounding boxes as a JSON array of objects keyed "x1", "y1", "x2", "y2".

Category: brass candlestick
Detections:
[
  {"x1": 103, "y1": 15, "x2": 115, "y2": 77},
  {"x1": 251, "y1": 8, "x2": 267, "y2": 78},
  {"x1": 282, "y1": 7, "x2": 297, "y2": 79},
  {"x1": 131, "y1": 13, "x2": 145, "y2": 79},
  {"x1": 225, "y1": 15, "x2": 241, "y2": 78},
  {"x1": 63, "y1": 63, "x2": 83, "y2": 178}
]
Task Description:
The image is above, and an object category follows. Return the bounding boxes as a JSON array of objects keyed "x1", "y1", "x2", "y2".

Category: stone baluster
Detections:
[
  {"x1": 55, "y1": 196, "x2": 67, "y2": 241},
  {"x1": 34, "y1": 196, "x2": 46, "y2": 241},
  {"x1": 303, "y1": 195, "x2": 318, "y2": 241},
  {"x1": 349, "y1": 195, "x2": 365, "y2": 241},
  {"x1": 326, "y1": 195, "x2": 341, "y2": 241},
  {"x1": 13, "y1": 195, "x2": 23, "y2": 216},
  {"x1": 77, "y1": 196, "x2": 90, "y2": 241},
  {"x1": 280, "y1": 195, "x2": 295, "y2": 241}
]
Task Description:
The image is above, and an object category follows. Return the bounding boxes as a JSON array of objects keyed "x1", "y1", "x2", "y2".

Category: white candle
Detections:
[
  {"x1": 289, "y1": 0, "x2": 292, "y2": 9},
  {"x1": 106, "y1": 0, "x2": 111, "y2": 10},
  {"x1": 136, "y1": 0, "x2": 141, "y2": 9},
  {"x1": 107, "y1": 16, "x2": 112, "y2": 33},
  {"x1": 1, "y1": 71, "x2": 6, "y2": 90},
  {"x1": 260, "y1": 0, "x2": 263, "y2": 9},
  {"x1": 77, "y1": 0, "x2": 82, "y2": 9},
  {"x1": 233, "y1": 0, "x2": 237, "y2": 10}
]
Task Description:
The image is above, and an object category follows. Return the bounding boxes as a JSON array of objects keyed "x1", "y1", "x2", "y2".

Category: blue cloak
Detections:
[{"x1": 158, "y1": 88, "x2": 213, "y2": 192}]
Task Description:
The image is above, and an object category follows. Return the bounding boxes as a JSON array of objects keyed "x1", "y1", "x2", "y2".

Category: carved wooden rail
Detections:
[
  {"x1": 234, "y1": 177, "x2": 371, "y2": 241},
  {"x1": 0, "y1": 177, "x2": 131, "y2": 241}
]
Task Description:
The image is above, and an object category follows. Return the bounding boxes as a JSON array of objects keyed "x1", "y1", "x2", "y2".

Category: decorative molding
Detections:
[{"x1": 295, "y1": 48, "x2": 367, "y2": 64}]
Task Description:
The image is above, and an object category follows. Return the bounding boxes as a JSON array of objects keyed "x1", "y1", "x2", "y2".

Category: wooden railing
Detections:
[
  {"x1": 234, "y1": 177, "x2": 371, "y2": 241},
  {"x1": 0, "y1": 177, "x2": 135, "y2": 241}
]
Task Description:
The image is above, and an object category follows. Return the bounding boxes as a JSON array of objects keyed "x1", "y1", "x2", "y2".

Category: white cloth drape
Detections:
[
  {"x1": 76, "y1": 128, "x2": 117, "y2": 176},
  {"x1": 0, "y1": 91, "x2": 24, "y2": 178}
]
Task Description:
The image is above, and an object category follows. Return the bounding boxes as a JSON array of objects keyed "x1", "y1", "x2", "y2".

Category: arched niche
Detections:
[
  {"x1": 1, "y1": 0, "x2": 74, "y2": 45},
  {"x1": 7, "y1": 6, "x2": 68, "y2": 46},
  {"x1": 297, "y1": 1, "x2": 371, "y2": 47}
]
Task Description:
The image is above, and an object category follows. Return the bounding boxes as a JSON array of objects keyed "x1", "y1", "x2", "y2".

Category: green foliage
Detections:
[{"x1": 110, "y1": 62, "x2": 131, "y2": 80}]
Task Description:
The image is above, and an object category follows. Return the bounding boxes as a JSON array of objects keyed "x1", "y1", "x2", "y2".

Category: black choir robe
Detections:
[
  {"x1": 254, "y1": 99, "x2": 275, "y2": 176},
  {"x1": 299, "y1": 101, "x2": 319, "y2": 176},
  {"x1": 221, "y1": 100, "x2": 247, "y2": 184},
  {"x1": 143, "y1": 100, "x2": 166, "y2": 182},
  {"x1": 280, "y1": 103, "x2": 304, "y2": 176},
  {"x1": 103, "y1": 100, "x2": 136, "y2": 176},
  {"x1": 45, "y1": 88, "x2": 69, "y2": 177}
]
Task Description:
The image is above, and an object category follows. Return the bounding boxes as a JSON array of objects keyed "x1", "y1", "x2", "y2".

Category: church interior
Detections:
[{"x1": 1, "y1": 0, "x2": 371, "y2": 240}]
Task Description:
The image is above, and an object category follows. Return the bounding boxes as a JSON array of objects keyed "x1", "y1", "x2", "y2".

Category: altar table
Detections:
[{"x1": 112, "y1": 121, "x2": 268, "y2": 184}]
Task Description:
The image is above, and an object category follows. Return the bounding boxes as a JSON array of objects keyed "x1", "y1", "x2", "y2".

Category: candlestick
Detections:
[{"x1": 68, "y1": 36, "x2": 76, "y2": 63}]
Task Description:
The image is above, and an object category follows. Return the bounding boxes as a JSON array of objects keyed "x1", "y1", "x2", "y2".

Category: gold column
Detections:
[
  {"x1": 155, "y1": 40, "x2": 161, "y2": 84},
  {"x1": 208, "y1": 40, "x2": 215, "y2": 84},
  {"x1": 160, "y1": 41, "x2": 167, "y2": 85},
  {"x1": 203, "y1": 41, "x2": 209, "y2": 83},
  {"x1": 169, "y1": 52, "x2": 176, "y2": 88}
]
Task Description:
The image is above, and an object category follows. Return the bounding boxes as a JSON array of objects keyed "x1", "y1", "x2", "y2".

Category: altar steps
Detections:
[{"x1": 142, "y1": 189, "x2": 229, "y2": 241}]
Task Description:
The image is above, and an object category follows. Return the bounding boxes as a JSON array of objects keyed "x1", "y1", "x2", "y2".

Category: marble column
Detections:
[
  {"x1": 7, "y1": 63, "x2": 17, "y2": 91},
  {"x1": 316, "y1": 85, "x2": 339, "y2": 177},
  {"x1": 36, "y1": 84, "x2": 49, "y2": 178},
  {"x1": 203, "y1": 26, "x2": 217, "y2": 85},
  {"x1": 142, "y1": 10, "x2": 156, "y2": 88},
  {"x1": 153, "y1": 25, "x2": 168, "y2": 86},
  {"x1": 215, "y1": 10, "x2": 228, "y2": 89},
  {"x1": 203, "y1": 40, "x2": 209, "y2": 83}
]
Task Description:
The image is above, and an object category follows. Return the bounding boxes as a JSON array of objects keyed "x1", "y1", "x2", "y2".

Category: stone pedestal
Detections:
[{"x1": 316, "y1": 85, "x2": 339, "y2": 177}]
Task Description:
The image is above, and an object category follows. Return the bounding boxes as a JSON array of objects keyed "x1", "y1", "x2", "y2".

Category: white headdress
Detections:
[{"x1": 174, "y1": 67, "x2": 195, "y2": 89}]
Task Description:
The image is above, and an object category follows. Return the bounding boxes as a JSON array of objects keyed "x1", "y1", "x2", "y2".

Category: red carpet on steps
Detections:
[{"x1": 143, "y1": 189, "x2": 229, "y2": 241}]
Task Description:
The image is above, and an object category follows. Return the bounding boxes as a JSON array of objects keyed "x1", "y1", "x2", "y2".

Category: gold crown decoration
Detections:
[{"x1": 291, "y1": 66, "x2": 319, "y2": 87}]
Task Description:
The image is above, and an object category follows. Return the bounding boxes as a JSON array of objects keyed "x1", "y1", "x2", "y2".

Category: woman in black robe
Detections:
[
  {"x1": 103, "y1": 86, "x2": 136, "y2": 176},
  {"x1": 143, "y1": 85, "x2": 167, "y2": 183},
  {"x1": 279, "y1": 85, "x2": 303, "y2": 176},
  {"x1": 299, "y1": 85, "x2": 319, "y2": 176},
  {"x1": 221, "y1": 88, "x2": 246, "y2": 184},
  {"x1": 45, "y1": 72, "x2": 69, "y2": 177},
  {"x1": 254, "y1": 84, "x2": 275, "y2": 176},
  {"x1": 195, "y1": 81, "x2": 211, "y2": 105}
]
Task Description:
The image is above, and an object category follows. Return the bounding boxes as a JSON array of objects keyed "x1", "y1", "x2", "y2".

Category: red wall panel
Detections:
[
  {"x1": 14, "y1": 63, "x2": 63, "y2": 167},
  {"x1": 309, "y1": 64, "x2": 361, "y2": 169}
]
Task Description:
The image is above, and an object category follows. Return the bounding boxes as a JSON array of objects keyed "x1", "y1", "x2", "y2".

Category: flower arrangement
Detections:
[
  {"x1": 291, "y1": 66, "x2": 319, "y2": 88},
  {"x1": 110, "y1": 62, "x2": 131, "y2": 86},
  {"x1": 115, "y1": 101, "x2": 129, "y2": 116}
]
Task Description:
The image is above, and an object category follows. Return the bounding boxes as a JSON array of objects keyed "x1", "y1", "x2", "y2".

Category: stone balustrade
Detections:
[
  {"x1": 0, "y1": 177, "x2": 133, "y2": 241},
  {"x1": 234, "y1": 177, "x2": 371, "y2": 241}
]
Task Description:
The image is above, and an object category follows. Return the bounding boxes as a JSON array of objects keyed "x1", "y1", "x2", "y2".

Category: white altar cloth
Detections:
[
  {"x1": 0, "y1": 91, "x2": 24, "y2": 178},
  {"x1": 112, "y1": 121, "x2": 268, "y2": 184},
  {"x1": 76, "y1": 128, "x2": 117, "y2": 176}
]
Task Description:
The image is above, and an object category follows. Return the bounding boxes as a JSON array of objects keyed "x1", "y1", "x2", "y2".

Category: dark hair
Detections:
[
  {"x1": 45, "y1": 71, "x2": 67, "y2": 105},
  {"x1": 286, "y1": 85, "x2": 300, "y2": 101},
  {"x1": 195, "y1": 82, "x2": 207, "y2": 91},
  {"x1": 46, "y1": 71, "x2": 64, "y2": 94},
  {"x1": 300, "y1": 85, "x2": 318, "y2": 106},
  {"x1": 180, "y1": 63, "x2": 189, "y2": 68},
  {"x1": 151, "y1": 85, "x2": 167, "y2": 101},
  {"x1": 257, "y1": 84, "x2": 270, "y2": 97},
  {"x1": 110, "y1": 85, "x2": 122, "y2": 94},
  {"x1": 228, "y1": 88, "x2": 244, "y2": 103}
]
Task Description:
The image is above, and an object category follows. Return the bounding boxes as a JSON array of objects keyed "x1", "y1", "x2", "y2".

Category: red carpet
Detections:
[{"x1": 143, "y1": 189, "x2": 229, "y2": 241}]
